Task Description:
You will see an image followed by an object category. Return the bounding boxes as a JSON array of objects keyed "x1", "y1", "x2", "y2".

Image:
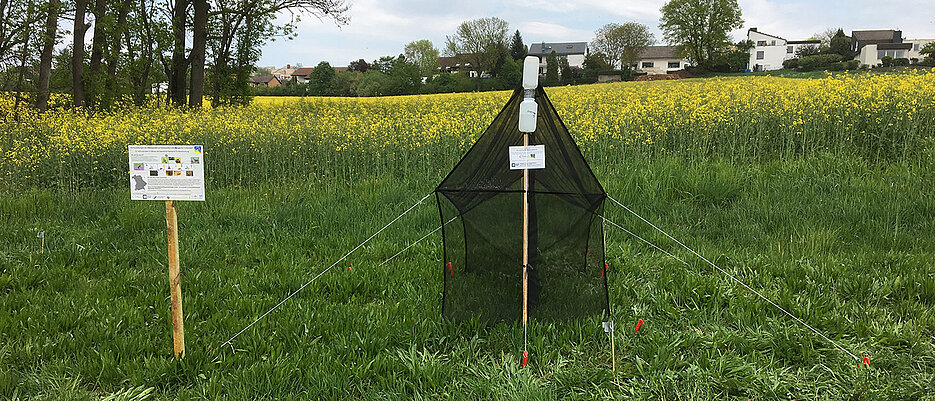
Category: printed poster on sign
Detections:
[
  {"x1": 508, "y1": 145, "x2": 545, "y2": 170},
  {"x1": 128, "y1": 145, "x2": 206, "y2": 201}
]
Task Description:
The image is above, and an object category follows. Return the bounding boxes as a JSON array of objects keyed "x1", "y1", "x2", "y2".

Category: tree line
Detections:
[{"x1": 0, "y1": 0, "x2": 348, "y2": 112}]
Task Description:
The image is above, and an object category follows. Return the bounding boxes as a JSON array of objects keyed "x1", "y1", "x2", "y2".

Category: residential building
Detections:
[
  {"x1": 747, "y1": 28, "x2": 821, "y2": 71},
  {"x1": 249, "y1": 75, "x2": 280, "y2": 88},
  {"x1": 439, "y1": 56, "x2": 477, "y2": 77},
  {"x1": 852, "y1": 29, "x2": 934, "y2": 66},
  {"x1": 271, "y1": 64, "x2": 297, "y2": 82},
  {"x1": 634, "y1": 46, "x2": 690, "y2": 75},
  {"x1": 528, "y1": 42, "x2": 587, "y2": 74},
  {"x1": 292, "y1": 67, "x2": 315, "y2": 83}
]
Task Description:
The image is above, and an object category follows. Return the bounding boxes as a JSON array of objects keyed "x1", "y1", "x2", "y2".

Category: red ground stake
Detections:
[
  {"x1": 602, "y1": 263, "x2": 608, "y2": 277},
  {"x1": 347, "y1": 266, "x2": 352, "y2": 271},
  {"x1": 635, "y1": 318, "x2": 644, "y2": 332},
  {"x1": 522, "y1": 351, "x2": 529, "y2": 368},
  {"x1": 448, "y1": 262, "x2": 453, "y2": 276},
  {"x1": 861, "y1": 356, "x2": 870, "y2": 367}
]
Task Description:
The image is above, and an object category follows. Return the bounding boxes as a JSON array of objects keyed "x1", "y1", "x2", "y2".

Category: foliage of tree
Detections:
[
  {"x1": 510, "y1": 30, "x2": 526, "y2": 61},
  {"x1": 497, "y1": 56, "x2": 521, "y2": 87},
  {"x1": 811, "y1": 28, "x2": 839, "y2": 48},
  {"x1": 827, "y1": 29, "x2": 854, "y2": 59},
  {"x1": 308, "y1": 61, "x2": 335, "y2": 95},
  {"x1": 659, "y1": 0, "x2": 744, "y2": 67},
  {"x1": 348, "y1": 59, "x2": 371, "y2": 72},
  {"x1": 590, "y1": 22, "x2": 655, "y2": 69},
  {"x1": 545, "y1": 51, "x2": 559, "y2": 85},
  {"x1": 796, "y1": 44, "x2": 821, "y2": 58},
  {"x1": 921, "y1": 42, "x2": 935, "y2": 60},
  {"x1": 404, "y1": 39, "x2": 440, "y2": 78},
  {"x1": 1, "y1": 0, "x2": 349, "y2": 112},
  {"x1": 445, "y1": 17, "x2": 510, "y2": 78}
]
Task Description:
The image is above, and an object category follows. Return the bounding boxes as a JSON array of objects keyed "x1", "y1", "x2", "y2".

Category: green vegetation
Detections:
[{"x1": 2, "y1": 156, "x2": 935, "y2": 399}]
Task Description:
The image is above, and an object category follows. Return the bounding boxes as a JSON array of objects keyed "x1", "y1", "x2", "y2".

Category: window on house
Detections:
[
  {"x1": 878, "y1": 50, "x2": 886, "y2": 59},
  {"x1": 667, "y1": 61, "x2": 680, "y2": 68},
  {"x1": 757, "y1": 40, "x2": 767, "y2": 46},
  {"x1": 641, "y1": 61, "x2": 654, "y2": 68},
  {"x1": 756, "y1": 51, "x2": 764, "y2": 60},
  {"x1": 914, "y1": 43, "x2": 920, "y2": 51},
  {"x1": 787, "y1": 46, "x2": 794, "y2": 54},
  {"x1": 770, "y1": 40, "x2": 776, "y2": 46},
  {"x1": 895, "y1": 50, "x2": 905, "y2": 58}
]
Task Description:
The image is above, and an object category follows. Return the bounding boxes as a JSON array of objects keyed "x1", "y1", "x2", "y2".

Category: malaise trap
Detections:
[{"x1": 435, "y1": 84, "x2": 609, "y2": 324}]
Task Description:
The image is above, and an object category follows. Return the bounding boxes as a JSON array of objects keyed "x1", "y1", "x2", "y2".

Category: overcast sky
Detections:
[{"x1": 258, "y1": 0, "x2": 935, "y2": 68}]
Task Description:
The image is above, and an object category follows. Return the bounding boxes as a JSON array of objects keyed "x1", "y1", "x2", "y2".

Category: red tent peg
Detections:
[
  {"x1": 347, "y1": 266, "x2": 352, "y2": 271},
  {"x1": 635, "y1": 318, "x2": 644, "y2": 332},
  {"x1": 448, "y1": 262, "x2": 454, "y2": 276},
  {"x1": 861, "y1": 356, "x2": 870, "y2": 367},
  {"x1": 522, "y1": 350, "x2": 529, "y2": 368},
  {"x1": 601, "y1": 263, "x2": 608, "y2": 277}
]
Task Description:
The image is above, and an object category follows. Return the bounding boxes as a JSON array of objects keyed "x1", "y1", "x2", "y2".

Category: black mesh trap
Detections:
[{"x1": 435, "y1": 87, "x2": 609, "y2": 322}]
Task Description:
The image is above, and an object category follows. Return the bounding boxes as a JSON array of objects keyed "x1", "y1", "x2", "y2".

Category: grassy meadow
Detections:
[{"x1": 2, "y1": 72, "x2": 935, "y2": 399}]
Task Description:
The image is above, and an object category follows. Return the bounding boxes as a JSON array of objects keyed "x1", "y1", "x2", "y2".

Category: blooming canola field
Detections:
[{"x1": 2, "y1": 71, "x2": 934, "y2": 191}]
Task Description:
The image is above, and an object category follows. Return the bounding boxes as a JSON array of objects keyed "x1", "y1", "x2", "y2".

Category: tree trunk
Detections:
[
  {"x1": 188, "y1": 0, "x2": 208, "y2": 108},
  {"x1": 169, "y1": 0, "x2": 188, "y2": 107},
  {"x1": 13, "y1": 14, "x2": 31, "y2": 114},
  {"x1": 88, "y1": 0, "x2": 106, "y2": 74},
  {"x1": 107, "y1": 0, "x2": 132, "y2": 79},
  {"x1": 72, "y1": 0, "x2": 90, "y2": 108},
  {"x1": 36, "y1": 0, "x2": 59, "y2": 113},
  {"x1": 86, "y1": 0, "x2": 107, "y2": 106},
  {"x1": 134, "y1": 0, "x2": 154, "y2": 106}
]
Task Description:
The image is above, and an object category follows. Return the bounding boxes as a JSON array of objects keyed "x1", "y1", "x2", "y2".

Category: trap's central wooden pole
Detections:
[
  {"x1": 522, "y1": 133, "x2": 529, "y2": 351},
  {"x1": 165, "y1": 200, "x2": 185, "y2": 359}
]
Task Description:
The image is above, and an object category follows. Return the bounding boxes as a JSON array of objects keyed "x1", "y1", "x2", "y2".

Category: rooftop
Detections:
[
  {"x1": 639, "y1": 46, "x2": 680, "y2": 60},
  {"x1": 528, "y1": 42, "x2": 588, "y2": 56}
]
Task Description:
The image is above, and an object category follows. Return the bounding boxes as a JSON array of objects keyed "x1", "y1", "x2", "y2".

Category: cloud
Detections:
[
  {"x1": 519, "y1": 22, "x2": 593, "y2": 42},
  {"x1": 259, "y1": 0, "x2": 935, "y2": 67}
]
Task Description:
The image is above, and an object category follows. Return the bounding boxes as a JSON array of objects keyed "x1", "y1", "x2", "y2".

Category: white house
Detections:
[
  {"x1": 634, "y1": 46, "x2": 690, "y2": 74},
  {"x1": 747, "y1": 28, "x2": 821, "y2": 71},
  {"x1": 852, "y1": 29, "x2": 935, "y2": 66},
  {"x1": 528, "y1": 42, "x2": 587, "y2": 74}
]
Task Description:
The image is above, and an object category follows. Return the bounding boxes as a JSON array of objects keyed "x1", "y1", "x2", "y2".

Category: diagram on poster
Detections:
[{"x1": 129, "y1": 145, "x2": 205, "y2": 201}]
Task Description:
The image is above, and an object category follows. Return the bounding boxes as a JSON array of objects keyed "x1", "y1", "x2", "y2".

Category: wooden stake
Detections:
[
  {"x1": 165, "y1": 200, "x2": 185, "y2": 359},
  {"x1": 522, "y1": 132, "x2": 529, "y2": 358}
]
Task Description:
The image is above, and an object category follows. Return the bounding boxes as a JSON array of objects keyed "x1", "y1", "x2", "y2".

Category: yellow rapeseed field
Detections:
[{"x1": 2, "y1": 71, "x2": 934, "y2": 190}]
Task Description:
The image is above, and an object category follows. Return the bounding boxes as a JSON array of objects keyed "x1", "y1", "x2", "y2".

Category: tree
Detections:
[
  {"x1": 510, "y1": 30, "x2": 526, "y2": 60},
  {"x1": 920, "y1": 42, "x2": 935, "y2": 60},
  {"x1": 206, "y1": 0, "x2": 350, "y2": 107},
  {"x1": 445, "y1": 17, "x2": 510, "y2": 78},
  {"x1": 73, "y1": 0, "x2": 91, "y2": 107},
  {"x1": 558, "y1": 56, "x2": 572, "y2": 84},
  {"x1": 544, "y1": 51, "x2": 558, "y2": 85},
  {"x1": 659, "y1": 0, "x2": 744, "y2": 67},
  {"x1": 308, "y1": 61, "x2": 335, "y2": 95},
  {"x1": 404, "y1": 39, "x2": 439, "y2": 78},
  {"x1": 812, "y1": 28, "x2": 839, "y2": 47},
  {"x1": 371, "y1": 56, "x2": 396, "y2": 74},
  {"x1": 498, "y1": 56, "x2": 521, "y2": 87},
  {"x1": 36, "y1": 0, "x2": 60, "y2": 112},
  {"x1": 348, "y1": 59, "x2": 370, "y2": 72},
  {"x1": 796, "y1": 44, "x2": 821, "y2": 58},
  {"x1": 386, "y1": 56, "x2": 421, "y2": 95},
  {"x1": 590, "y1": 22, "x2": 655, "y2": 69},
  {"x1": 828, "y1": 29, "x2": 854, "y2": 59}
]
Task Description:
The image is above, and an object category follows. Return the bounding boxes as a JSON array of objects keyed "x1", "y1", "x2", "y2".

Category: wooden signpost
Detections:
[
  {"x1": 165, "y1": 200, "x2": 185, "y2": 358},
  {"x1": 129, "y1": 145, "x2": 205, "y2": 359}
]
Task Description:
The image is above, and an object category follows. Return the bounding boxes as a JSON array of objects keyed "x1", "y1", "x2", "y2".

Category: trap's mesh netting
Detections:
[{"x1": 436, "y1": 87, "x2": 608, "y2": 322}]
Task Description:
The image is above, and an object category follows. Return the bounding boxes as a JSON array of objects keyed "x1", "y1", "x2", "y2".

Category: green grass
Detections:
[{"x1": 2, "y1": 155, "x2": 935, "y2": 399}]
